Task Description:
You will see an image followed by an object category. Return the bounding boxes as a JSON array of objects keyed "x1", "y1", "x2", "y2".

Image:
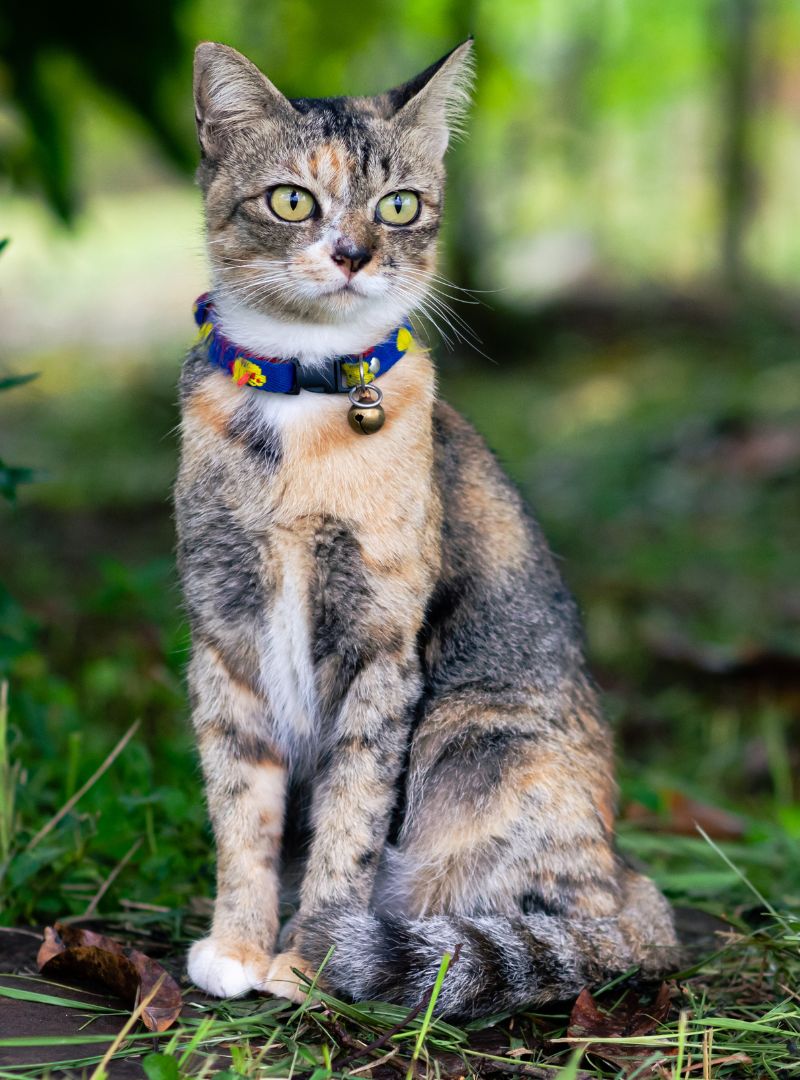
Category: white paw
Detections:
[{"x1": 187, "y1": 937, "x2": 270, "y2": 998}]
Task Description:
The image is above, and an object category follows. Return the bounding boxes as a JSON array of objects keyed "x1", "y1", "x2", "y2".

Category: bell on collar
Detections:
[{"x1": 347, "y1": 383, "x2": 385, "y2": 434}]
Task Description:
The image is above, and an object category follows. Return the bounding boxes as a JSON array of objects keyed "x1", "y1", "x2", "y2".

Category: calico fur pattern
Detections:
[{"x1": 176, "y1": 40, "x2": 680, "y2": 1019}]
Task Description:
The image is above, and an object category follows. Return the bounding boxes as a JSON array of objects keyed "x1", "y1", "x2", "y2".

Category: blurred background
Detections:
[{"x1": 1, "y1": 0, "x2": 798, "y2": 924}]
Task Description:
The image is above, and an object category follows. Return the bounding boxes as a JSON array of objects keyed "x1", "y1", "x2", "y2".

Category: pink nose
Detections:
[{"x1": 331, "y1": 238, "x2": 372, "y2": 279}]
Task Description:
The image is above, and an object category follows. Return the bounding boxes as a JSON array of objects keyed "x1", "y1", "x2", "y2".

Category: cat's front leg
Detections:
[
  {"x1": 263, "y1": 651, "x2": 419, "y2": 1002},
  {"x1": 187, "y1": 643, "x2": 286, "y2": 998}
]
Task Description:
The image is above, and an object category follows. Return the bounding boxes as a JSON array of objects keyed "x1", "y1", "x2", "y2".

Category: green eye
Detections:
[
  {"x1": 376, "y1": 191, "x2": 420, "y2": 226},
  {"x1": 268, "y1": 185, "x2": 316, "y2": 222}
]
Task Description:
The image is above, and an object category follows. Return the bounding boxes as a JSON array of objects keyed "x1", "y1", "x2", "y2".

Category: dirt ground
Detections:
[{"x1": 0, "y1": 928, "x2": 191, "y2": 1078}]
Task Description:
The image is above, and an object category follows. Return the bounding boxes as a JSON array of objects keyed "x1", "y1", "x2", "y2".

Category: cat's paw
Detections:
[
  {"x1": 187, "y1": 936, "x2": 271, "y2": 999},
  {"x1": 261, "y1": 949, "x2": 318, "y2": 1004}
]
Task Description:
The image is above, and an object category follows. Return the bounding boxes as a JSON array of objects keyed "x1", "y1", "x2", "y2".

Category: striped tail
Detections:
[{"x1": 299, "y1": 906, "x2": 679, "y2": 1020}]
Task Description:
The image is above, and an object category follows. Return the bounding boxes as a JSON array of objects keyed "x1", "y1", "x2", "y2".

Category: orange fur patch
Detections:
[{"x1": 187, "y1": 396, "x2": 226, "y2": 436}]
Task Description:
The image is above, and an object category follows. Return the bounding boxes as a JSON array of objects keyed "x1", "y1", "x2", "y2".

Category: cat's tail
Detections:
[{"x1": 299, "y1": 897, "x2": 679, "y2": 1019}]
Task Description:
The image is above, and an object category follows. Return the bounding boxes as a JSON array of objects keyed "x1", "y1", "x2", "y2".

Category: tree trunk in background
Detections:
[
  {"x1": 716, "y1": 0, "x2": 759, "y2": 291},
  {"x1": 444, "y1": 0, "x2": 482, "y2": 293}
]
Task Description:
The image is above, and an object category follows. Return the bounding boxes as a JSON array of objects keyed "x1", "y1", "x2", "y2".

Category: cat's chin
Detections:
[
  {"x1": 278, "y1": 285, "x2": 395, "y2": 329},
  {"x1": 214, "y1": 293, "x2": 413, "y2": 366}
]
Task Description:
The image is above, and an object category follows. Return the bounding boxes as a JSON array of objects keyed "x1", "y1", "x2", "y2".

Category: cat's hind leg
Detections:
[{"x1": 298, "y1": 695, "x2": 680, "y2": 1017}]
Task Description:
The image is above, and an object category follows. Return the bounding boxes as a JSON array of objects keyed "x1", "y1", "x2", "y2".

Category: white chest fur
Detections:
[{"x1": 258, "y1": 528, "x2": 319, "y2": 773}]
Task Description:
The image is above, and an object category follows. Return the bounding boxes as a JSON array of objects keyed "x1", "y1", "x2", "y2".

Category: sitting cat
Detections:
[{"x1": 176, "y1": 38, "x2": 680, "y2": 1019}]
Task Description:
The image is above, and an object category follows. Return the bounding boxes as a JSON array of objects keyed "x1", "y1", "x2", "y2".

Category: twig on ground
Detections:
[
  {"x1": 84, "y1": 838, "x2": 143, "y2": 917},
  {"x1": 0, "y1": 925, "x2": 43, "y2": 939},
  {"x1": 685, "y1": 1052, "x2": 752, "y2": 1073},
  {"x1": 119, "y1": 899, "x2": 172, "y2": 913},
  {"x1": 347, "y1": 1046, "x2": 401, "y2": 1075},
  {"x1": 333, "y1": 1001, "x2": 425, "y2": 1070}
]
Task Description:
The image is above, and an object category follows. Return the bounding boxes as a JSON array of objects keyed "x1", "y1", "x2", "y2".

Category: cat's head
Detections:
[{"x1": 193, "y1": 40, "x2": 473, "y2": 335}]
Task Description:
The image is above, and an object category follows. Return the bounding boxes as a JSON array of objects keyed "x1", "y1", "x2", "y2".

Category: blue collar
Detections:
[{"x1": 193, "y1": 294, "x2": 414, "y2": 395}]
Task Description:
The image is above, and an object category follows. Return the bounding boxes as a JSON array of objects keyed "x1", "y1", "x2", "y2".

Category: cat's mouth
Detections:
[{"x1": 318, "y1": 278, "x2": 372, "y2": 299}]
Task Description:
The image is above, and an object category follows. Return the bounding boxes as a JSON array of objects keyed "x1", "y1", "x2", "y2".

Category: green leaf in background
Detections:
[
  {"x1": 0, "y1": 373, "x2": 39, "y2": 392},
  {"x1": 0, "y1": 461, "x2": 37, "y2": 504},
  {"x1": 1, "y1": 233, "x2": 39, "y2": 503}
]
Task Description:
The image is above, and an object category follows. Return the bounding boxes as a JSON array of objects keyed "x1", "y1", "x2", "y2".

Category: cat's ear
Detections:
[
  {"x1": 382, "y1": 39, "x2": 474, "y2": 159},
  {"x1": 193, "y1": 43, "x2": 293, "y2": 155}
]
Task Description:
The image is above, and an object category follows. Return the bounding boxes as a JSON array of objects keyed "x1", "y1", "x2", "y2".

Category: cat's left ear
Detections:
[{"x1": 381, "y1": 39, "x2": 474, "y2": 159}]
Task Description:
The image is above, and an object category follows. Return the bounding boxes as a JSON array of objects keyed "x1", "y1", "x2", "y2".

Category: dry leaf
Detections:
[
  {"x1": 664, "y1": 792, "x2": 745, "y2": 839},
  {"x1": 625, "y1": 791, "x2": 745, "y2": 840},
  {"x1": 566, "y1": 983, "x2": 672, "y2": 1076},
  {"x1": 37, "y1": 923, "x2": 182, "y2": 1032},
  {"x1": 708, "y1": 425, "x2": 800, "y2": 478}
]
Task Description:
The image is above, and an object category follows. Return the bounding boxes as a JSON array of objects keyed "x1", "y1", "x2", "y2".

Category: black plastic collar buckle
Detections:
[{"x1": 291, "y1": 358, "x2": 345, "y2": 395}]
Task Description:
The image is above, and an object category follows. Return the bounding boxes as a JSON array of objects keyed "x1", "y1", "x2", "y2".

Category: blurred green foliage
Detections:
[
  {"x1": 0, "y1": 374, "x2": 37, "y2": 503},
  {"x1": 4, "y1": 0, "x2": 800, "y2": 289},
  {"x1": 2, "y1": 0, "x2": 190, "y2": 220},
  {"x1": 0, "y1": 240, "x2": 37, "y2": 504},
  {"x1": 0, "y1": 0, "x2": 799, "y2": 939}
]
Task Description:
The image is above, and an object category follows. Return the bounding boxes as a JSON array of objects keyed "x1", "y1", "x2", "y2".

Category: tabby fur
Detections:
[{"x1": 176, "y1": 39, "x2": 680, "y2": 1019}]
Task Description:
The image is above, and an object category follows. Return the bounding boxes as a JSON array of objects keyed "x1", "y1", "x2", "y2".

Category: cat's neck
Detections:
[{"x1": 214, "y1": 295, "x2": 408, "y2": 368}]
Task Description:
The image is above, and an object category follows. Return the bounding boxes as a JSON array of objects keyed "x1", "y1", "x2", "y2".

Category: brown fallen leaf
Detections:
[
  {"x1": 706, "y1": 424, "x2": 800, "y2": 479},
  {"x1": 624, "y1": 791, "x2": 745, "y2": 840},
  {"x1": 37, "y1": 923, "x2": 182, "y2": 1032},
  {"x1": 564, "y1": 983, "x2": 672, "y2": 1076}
]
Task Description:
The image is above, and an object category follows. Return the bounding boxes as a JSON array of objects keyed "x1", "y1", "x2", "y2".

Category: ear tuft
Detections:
[
  {"x1": 382, "y1": 39, "x2": 475, "y2": 158},
  {"x1": 193, "y1": 42, "x2": 292, "y2": 155}
]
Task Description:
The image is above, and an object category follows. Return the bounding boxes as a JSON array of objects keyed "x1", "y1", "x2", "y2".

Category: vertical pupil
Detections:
[
  {"x1": 393, "y1": 193, "x2": 403, "y2": 215},
  {"x1": 289, "y1": 190, "x2": 299, "y2": 211}
]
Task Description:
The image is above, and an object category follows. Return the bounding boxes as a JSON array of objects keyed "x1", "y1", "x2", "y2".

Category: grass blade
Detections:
[
  {"x1": 0, "y1": 984, "x2": 116, "y2": 1012},
  {"x1": 406, "y1": 950, "x2": 453, "y2": 1080},
  {"x1": 25, "y1": 719, "x2": 140, "y2": 851}
]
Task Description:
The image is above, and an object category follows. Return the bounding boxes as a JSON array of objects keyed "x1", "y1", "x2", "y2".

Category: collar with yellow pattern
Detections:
[{"x1": 193, "y1": 293, "x2": 414, "y2": 395}]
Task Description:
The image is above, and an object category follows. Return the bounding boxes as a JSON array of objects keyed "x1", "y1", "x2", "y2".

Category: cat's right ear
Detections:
[
  {"x1": 193, "y1": 43, "x2": 293, "y2": 156},
  {"x1": 381, "y1": 39, "x2": 475, "y2": 159}
]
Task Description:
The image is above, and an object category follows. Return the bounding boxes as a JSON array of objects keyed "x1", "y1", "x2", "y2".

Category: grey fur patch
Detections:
[
  {"x1": 299, "y1": 906, "x2": 643, "y2": 1019},
  {"x1": 179, "y1": 341, "x2": 216, "y2": 403},
  {"x1": 227, "y1": 398, "x2": 282, "y2": 471},
  {"x1": 177, "y1": 491, "x2": 264, "y2": 624}
]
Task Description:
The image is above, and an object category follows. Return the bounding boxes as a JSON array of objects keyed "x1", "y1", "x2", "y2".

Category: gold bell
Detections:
[{"x1": 347, "y1": 384, "x2": 385, "y2": 434}]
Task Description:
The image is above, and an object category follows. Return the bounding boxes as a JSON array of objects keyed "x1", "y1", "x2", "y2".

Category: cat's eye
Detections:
[
  {"x1": 376, "y1": 191, "x2": 420, "y2": 226},
  {"x1": 268, "y1": 185, "x2": 317, "y2": 222}
]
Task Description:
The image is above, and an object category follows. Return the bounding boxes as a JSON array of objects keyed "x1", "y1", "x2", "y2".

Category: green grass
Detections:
[
  {"x1": 0, "y1": 914, "x2": 798, "y2": 1077},
  {"x1": 1, "y1": 310, "x2": 799, "y2": 1075}
]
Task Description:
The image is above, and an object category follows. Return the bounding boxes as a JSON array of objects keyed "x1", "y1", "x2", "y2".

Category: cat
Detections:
[{"x1": 175, "y1": 38, "x2": 680, "y2": 1020}]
